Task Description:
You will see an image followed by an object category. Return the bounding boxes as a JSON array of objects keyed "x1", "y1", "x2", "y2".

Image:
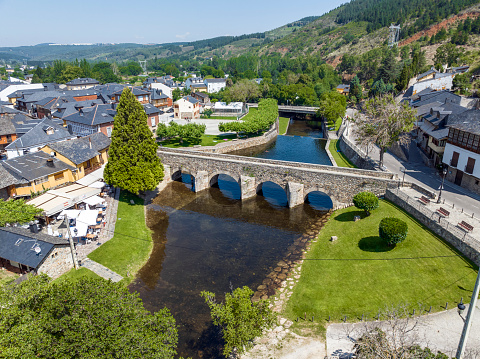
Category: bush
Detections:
[
  {"x1": 352, "y1": 191, "x2": 379, "y2": 216},
  {"x1": 379, "y1": 217, "x2": 408, "y2": 245}
]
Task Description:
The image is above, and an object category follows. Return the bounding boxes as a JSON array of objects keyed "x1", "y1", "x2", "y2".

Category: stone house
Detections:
[
  {"x1": 0, "y1": 226, "x2": 74, "y2": 279},
  {"x1": 63, "y1": 104, "x2": 116, "y2": 137}
]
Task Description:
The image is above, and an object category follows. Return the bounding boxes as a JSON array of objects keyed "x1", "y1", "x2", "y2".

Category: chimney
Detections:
[
  {"x1": 46, "y1": 158, "x2": 54, "y2": 167},
  {"x1": 88, "y1": 137, "x2": 92, "y2": 149}
]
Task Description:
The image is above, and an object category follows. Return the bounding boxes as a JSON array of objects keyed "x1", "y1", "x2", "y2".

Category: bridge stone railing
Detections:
[{"x1": 158, "y1": 148, "x2": 399, "y2": 208}]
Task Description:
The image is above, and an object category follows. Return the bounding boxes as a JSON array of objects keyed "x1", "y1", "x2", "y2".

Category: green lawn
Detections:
[
  {"x1": 329, "y1": 139, "x2": 357, "y2": 168},
  {"x1": 55, "y1": 267, "x2": 103, "y2": 283},
  {"x1": 159, "y1": 133, "x2": 238, "y2": 148},
  {"x1": 327, "y1": 116, "x2": 342, "y2": 131},
  {"x1": 88, "y1": 191, "x2": 152, "y2": 283},
  {"x1": 284, "y1": 200, "x2": 478, "y2": 328},
  {"x1": 279, "y1": 117, "x2": 290, "y2": 135},
  {"x1": 241, "y1": 107, "x2": 258, "y2": 121}
]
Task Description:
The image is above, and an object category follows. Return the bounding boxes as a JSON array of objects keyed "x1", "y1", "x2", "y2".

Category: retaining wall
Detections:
[{"x1": 338, "y1": 135, "x2": 378, "y2": 171}]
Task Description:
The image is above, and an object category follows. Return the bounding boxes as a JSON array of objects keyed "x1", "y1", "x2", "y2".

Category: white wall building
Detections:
[
  {"x1": 0, "y1": 83, "x2": 44, "y2": 102},
  {"x1": 204, "y1": 78, "x2": 226, "y2": 93},
  {"x1": 150, "y1": 83, "x2": 173, "y2": 99}
]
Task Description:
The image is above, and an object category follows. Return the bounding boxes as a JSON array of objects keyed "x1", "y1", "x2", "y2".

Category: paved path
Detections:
[
  {"x1": 81, "y1": 258, "x2": 123, "y2": 282},
  {"x1": 326, "y1": 305, "x2": 480, "y2": 358},
  {"x1": 344, "y1": 108, "x2": 480, "y2": 216},
  {"x1": 158, "y1": 113, "x2": 237, "y2": 135}
]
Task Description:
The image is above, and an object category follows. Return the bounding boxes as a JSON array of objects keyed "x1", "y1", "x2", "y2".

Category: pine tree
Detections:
[
  {"x1": 349, "y1": 75, "x2": 363, "y2": 102},
  {"x1": 104, "y1": 88, "x2": 164, "y2": 194}
]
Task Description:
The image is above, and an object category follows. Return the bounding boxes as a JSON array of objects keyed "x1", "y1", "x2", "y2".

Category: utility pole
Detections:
[
  {"x1": 64, "y1": 216, "x2": 79, "y2": 269},
  {"x1": 456, "y1": 269, "x2": 480, "y2": 359}
]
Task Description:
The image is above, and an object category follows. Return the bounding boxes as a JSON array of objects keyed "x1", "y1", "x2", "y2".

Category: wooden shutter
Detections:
[
  {"x1": 466, "y1": 157, "x2": 476, "y2": 174},
  {"x1": 451, "y1": 151, "x2": 459, "y2": 167}
]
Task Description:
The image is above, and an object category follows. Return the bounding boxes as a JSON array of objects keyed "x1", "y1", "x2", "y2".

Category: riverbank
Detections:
[
  {"x1": 243, "y1": 199, "x2": 478, "y2": 357},
  {"x1": 329, "y1": 139, "x2": 357, "y2": 168}
]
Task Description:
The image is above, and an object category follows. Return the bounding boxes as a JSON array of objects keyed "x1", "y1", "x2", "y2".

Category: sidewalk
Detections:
[
  {"x1": 343, "y1": 108, "x2": 480, "y2": 216},
  {"x1": 326, "y1": 305, "x2": 480, "y2": 358}
]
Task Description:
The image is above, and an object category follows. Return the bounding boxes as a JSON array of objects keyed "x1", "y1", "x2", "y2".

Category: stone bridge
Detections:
[{"x1": 158, "y1": 148, "x2": 400, "y2": 208}]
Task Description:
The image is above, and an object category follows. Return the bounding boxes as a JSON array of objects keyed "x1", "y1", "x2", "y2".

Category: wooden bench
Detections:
[
  {"x1": 437, "y1": 207, "x2": 450, "y2": 217},
  {"x1": 458, "y1": 221, "x2": 474, "y2": 232},
  {"x1": 418, "y1": 196, "x2": 430, "y2": 205}
]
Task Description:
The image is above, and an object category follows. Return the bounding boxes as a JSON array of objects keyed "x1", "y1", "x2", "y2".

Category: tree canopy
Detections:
[
  {"x1": 354, "y1": 94, "x2": 416, "y2": 167},
  {"x1": 201, "y1": 286, "x2": 275, "y2": 357},
  {"x1": 156, "y1": 121, "x2": 206, "y2": 144},
  {"x1": 0, "y1": 198, "x2": 43, "y2": 227},
  {"x1": 104, "y1": 88, "x2": 164, "y2": 194},
  {"x1": 316, "y1": 91, "x2": 347, "y2": 124},
  {"x1": 0, "y1": 275, "x2": 178, "y2": 359}
]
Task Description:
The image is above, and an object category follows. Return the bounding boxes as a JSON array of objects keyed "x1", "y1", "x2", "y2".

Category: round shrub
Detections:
[
  {"x1": 379, "y1": 217, "x2": 408, "y2": 245},
  {"x1": 352, "y1": 191, "x2": 379, "y2": 216}
]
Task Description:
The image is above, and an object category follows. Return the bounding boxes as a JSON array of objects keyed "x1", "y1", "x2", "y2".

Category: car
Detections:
[{"x1": 166, "y1": 108, "x2": 174, "y2": 113}]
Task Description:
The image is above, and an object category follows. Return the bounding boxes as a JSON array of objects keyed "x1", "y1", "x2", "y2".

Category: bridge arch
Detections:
[
  {"x1": 304, "y1": 188, "x2": 334, "y2": 211},
  {"x1": 209, "y1": 171, "x2": 241, "y2": 187},
  {"x1": 256, "y1": 181, "x2": 289, "y2": 208}
]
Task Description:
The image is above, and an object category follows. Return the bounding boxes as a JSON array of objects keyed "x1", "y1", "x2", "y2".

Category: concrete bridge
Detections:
[
  {"x1": 158, "y1": 148, "x2": 399, "y2": 208},
  {"x1": 247, "y1": 103, "x2": 318, "y2": 116}
]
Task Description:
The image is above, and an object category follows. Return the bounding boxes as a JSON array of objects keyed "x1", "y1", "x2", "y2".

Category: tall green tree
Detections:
[
  {"x1": 201, "y1": 286, "x2": 275, "y2": 357},
  {"x1": 104, "y1": 88, "x2": 164, "y2": 194},
  {"x1": 349, "y1": 75, "x2": 363, "y2": 102},
  {"x1": 316, "y1": 91, "x2": 347, "y2": 124},
  {"x1": 0, "y1": 199, "x2": 43, "y2": 226},
  {"x1": 0, "y1": 275, "x2": 178, "y2": 359}
]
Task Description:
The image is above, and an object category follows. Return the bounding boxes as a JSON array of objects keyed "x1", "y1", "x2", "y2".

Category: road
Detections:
[{"x1": 344, "y1": 108, "x2": 480, "y2": 216}]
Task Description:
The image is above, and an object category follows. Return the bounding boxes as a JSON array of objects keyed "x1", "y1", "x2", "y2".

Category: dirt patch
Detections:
[{"x1": 399, "y1": 12, "x2": 480, "y2": 47}]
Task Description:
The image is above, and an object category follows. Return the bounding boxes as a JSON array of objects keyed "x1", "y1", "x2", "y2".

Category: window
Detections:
[
  {"x1": 34, "y1": 176, "x2": 49, "y2": 185},
  {"x1": 6, "y1": 134, "x2": 12, "y2": 143},
  {"x1": 151, "y1": 117, "x2": 156, "y2": 126},
  {"x1": 451, "y1": 152, "x2": 459, "y2": 167},
  {"x1": 106, "y1": 127, "x2": 112, "y2": 137},
  {"x1": 54, "y1": 172, "x2": 64, "y2": 181},
  {"x1": 466, "y1": 157, "x2": 476, "y2": 174}
]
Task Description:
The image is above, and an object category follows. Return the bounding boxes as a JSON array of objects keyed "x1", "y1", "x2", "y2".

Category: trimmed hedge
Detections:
[
  {"x1": 352, "y1": 191, "x2": 379, "y2": 215},
  {"x1": 379, "y1": 217, "x2": 408, "y2": 245}
]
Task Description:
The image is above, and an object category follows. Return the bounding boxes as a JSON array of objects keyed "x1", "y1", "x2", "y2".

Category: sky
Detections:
[{"x1": 0, "y1": 0, "x2": 347, "y2": 47}]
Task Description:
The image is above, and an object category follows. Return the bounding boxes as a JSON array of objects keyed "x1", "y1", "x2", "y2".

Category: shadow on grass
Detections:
[
  {"x1": 358, "y1": 236, "x2": 395, "y2": 252},
  {"x1": 334, "y1": 211, "x2": 365, "y2": 222}
]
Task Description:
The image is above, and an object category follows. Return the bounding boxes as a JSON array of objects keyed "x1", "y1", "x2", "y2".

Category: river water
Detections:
[{"x1": 130, "y1": 119, "x2": 332, "y2": 358}]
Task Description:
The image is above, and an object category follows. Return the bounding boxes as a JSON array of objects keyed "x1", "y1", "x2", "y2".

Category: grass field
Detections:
[
  {"x1": 327, "y1": 116, "x2": 342, "y2": 131},
  {"x1": 88, "y1": 191, "x2": 152, "y2": 283},
  {"x1": 284, "y1": 200, "x2": 478, "y2": 331},
  {"x1": 329, "y1": 139, "x2": 357, "y2": 168},
  {"x1": 55, "y1": 267, "x2": 103, "y2": 283},
  {"x1": 279, "y1": 117, "x2": 290, "y2": 135},
  {"x1": 159, "y1": 133, "x2": 237, "y2": 148},
  {"x1": 0, "y1": 271, "x2": 18, "y2": 286}
]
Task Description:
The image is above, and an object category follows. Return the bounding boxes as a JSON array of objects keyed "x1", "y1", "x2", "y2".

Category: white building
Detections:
[
  {"x1": 185, "y1": 77, "x2": 204, "y2": 90},
  {"x1": 174, "y1": 96, "x2": 200, "y2": 119},
  {"x1": 204, "y1": 78, "x2": 226, "y2": 93},
  {"x1": 409, "y1": 73, "x2": 454, "y2": 96},
  {"x1": 150, "y1": 82, "x2": 172, "y2": 99},
  {"x1": 214, "y1": 102, "x2": 244, "y2": 116},
  {"x1": 0, "y1": 83, "x2": 44, "y2": 102}
]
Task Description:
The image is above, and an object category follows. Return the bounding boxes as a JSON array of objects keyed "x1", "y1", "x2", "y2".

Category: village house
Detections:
[
  {"x1": 0, "y1": 226, "x2": 74, "y2": 279},
  {"x1": 65, "y1": 78, "x2": 100, "y2": 91},
  {"x1": 443, "y1": 109, "x2": 480, "y2": 194},
  {"x1": 1, "y1": 151, "x2": 76, "y2": 197},
  {"x1": 204, "y1": 78, "x2": 226, "y2": 93},
  {"x1": 41, "y1": 132, "x2": 111, "y2": 179},
  {"x1": 185, "y1": 77, "x2": 204, "y2": 90},
  {"x1": 113, "y1": 87, "x2": 150, "y2": 104},
  {"x1": 143, "y1": 103, "x2": 161, "y2": 129},
  {"x1": 0, "y1": 116, "x2": 17, "y2": 151},
  {"x1": 174, "y1": 96, "x2": 200, "y2": 119},
  {"x1": 150, "y1": 89, "x2": 172, "y2": 109},
  {"x1": 191, "y1": 91, "x2": 210, "y2": 105},
  {"x1": 5, "y1": 118, "x2": 75, "y2": 159},
  {"x1": 336, "y1": 84, "x2": 350, "y2": 95},
  {"x1": 63, "y1": 104, "x2": 116, "y2": 137}
]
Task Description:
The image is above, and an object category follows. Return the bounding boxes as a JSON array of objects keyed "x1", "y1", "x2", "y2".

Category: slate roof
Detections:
[
  {"x1": 6, "y1": 118, "x2": 73, "y2": 151},
  {"x1": 143, "y1": 103, "x2": 160, "y2": 115},
  {"x1": 417, "y1": 67, "x2": 439, "y2": 80},
  {"x1": 2, "y1": 151, "x2": 75, "y2": 182},
  {"x1": 183, "y1": 96, "x2": 199, "y2": 104},
  {"x1": 66, "y1": 78, "x2": 100, "y2": 86},
  {"x1": 191, "y1": 83, "x2": 207, "y2": 88},
  {"x1": 150, "y1": 89, "x2": 168, "y2": 100},
  {"x1": 411, "y1": 91, "x2": 461, "y2": 108},
  {"x1": 47, "y1": 132, "x2": 110, "y2": 165},
  {"x1": 0, "y1": 164, "x2": 22, "y2": 189},
  {"x1": 445, "y1": 109, "x2": 480, "y2": 135},
  {"x1": 336, "y1": 84, "x2": 350, "y2": 90},
  {"x1": 204, "y1": 78, "x2": 226, "y2": 84},
  {"x1": 10, "y1": 114, "x2": 63, "y2": 137},
  {"x1": 63, "y1": 104, "x2": 116, "y2": 128},
  {"x1": 112, "y1": 87, "x2": 150, "y2": 97},
  {"x1": 0, "y1": 116, "x2": 17, "y2": 136},
  {"x1": 0, "y1": 227, "x2": 68, "y2": 269},
  {"x1": 51, "y1": 99, "x2": 104, "y2": 119}
]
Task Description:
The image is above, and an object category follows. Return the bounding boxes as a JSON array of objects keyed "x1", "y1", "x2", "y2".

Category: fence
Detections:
[{"x1": 386, "y1": 188, "x2": 480, "y2": 265}]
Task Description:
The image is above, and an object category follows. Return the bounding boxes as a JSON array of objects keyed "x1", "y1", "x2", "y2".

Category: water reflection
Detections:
[
  {"x1": 285, "y1": 118, "x2": 323, "y2": 138},
  {"x1": 130, "y1": 175, "x2": 329, "y2": 358}
]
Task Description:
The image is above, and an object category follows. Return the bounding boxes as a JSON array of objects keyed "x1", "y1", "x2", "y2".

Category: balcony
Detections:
[{"x1": 84, "y1": 164, "x2": 101, "y2": 176}]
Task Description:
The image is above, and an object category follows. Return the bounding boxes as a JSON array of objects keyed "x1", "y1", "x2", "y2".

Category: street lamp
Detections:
[
  {"x1": 437, "y1": 167, "x2": 448, "y2": 204},
  {"x1": 457, "y1": 298, "x2": 465, "y2": 315}
]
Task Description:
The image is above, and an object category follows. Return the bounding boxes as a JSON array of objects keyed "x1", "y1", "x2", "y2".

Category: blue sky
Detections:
[{"x1": 0, "y1": 0, "x2": 347, "y2": 47}]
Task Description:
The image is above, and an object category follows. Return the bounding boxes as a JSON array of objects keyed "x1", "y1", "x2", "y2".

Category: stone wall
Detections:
[
  {"x1": 385, "y1": 189, "x2": 480, "y2": 266},
  {"x1": 338, "y1": 135, "x2": 378, "y2": 170},
  {"x1": 158, "y1": 149, "x2": 399, "y2": 207},
  {"x1": 38, "y1": 245, "x2": 75, "y2": 279},
  {"x1": 189, "y1": 120, "x2": 279, "y2": 154}
]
